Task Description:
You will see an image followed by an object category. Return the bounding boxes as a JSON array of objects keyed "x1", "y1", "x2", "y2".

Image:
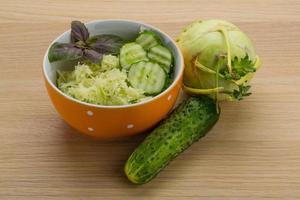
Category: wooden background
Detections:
[{"x1": 0, "y1": 0, "x2": 300, "y2": 199}]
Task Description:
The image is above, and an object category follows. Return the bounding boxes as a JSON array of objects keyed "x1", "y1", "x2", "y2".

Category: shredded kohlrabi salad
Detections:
[{"x1": 57, "y1": 55, "x2": 151, "y2": 105}]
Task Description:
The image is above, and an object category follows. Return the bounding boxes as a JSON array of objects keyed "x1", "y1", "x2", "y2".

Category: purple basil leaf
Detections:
[
  {"x1": 71, "y1": 21, "x2": 89, "y2": 43},
  {"x1": 48, "y1": 42, "x2": 83, "y2": 62},
  {"x1": 83, "y1": 49, "x2": 103, "y2": 63},
  {"x1": 87, "y1": 34, "x2": 124, "y2": 55}
]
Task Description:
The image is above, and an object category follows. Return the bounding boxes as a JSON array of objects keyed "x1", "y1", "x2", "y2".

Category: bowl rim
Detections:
[{"x1": 43, "y1": 19, "x2": 184, "y2": 109}]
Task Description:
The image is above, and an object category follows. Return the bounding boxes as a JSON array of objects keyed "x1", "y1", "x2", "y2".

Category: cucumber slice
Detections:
[
  {"x1": 128, "y1": 61, "x2": 166, "y2": 95},
  {"x1": 120, "y1": 43, "x2": 148, "y2": 69},
  {"x1": 148, "y1": 45, "x2": 172, "y2": 73},
  {"x1": 136, "y1": 31, "x2": 161, "y2": 50}
]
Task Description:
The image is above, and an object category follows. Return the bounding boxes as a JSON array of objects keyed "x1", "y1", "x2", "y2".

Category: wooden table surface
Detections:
[{"x1": 1, "y1": 0, "x2": 300, "y2": 199}]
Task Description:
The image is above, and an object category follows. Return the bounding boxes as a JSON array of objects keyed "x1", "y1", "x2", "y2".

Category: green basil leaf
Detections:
[{"x1": 48, "y1": 42, "x2": 83, "y2": 62}]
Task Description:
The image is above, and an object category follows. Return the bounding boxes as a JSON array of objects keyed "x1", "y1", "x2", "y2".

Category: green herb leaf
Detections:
[
  {"x1": 232, "y1": 54, "x2": 256, "y2": 75},
  {"x1": 223, "y1": 70, "x2": 233, "y2": 80},
  {"x1": 222, "y1": 54, "x2": 256, "y2": 80},
  {"x1": 48, "y1": 42, "x2": 83, "y2": 62},
  {"x1": 232, "y1": 84, "x2": 252, "y2": 100}
]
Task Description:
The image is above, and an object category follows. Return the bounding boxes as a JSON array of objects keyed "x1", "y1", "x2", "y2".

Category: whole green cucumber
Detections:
[{"x1": 124, "y1": 96, "x2": 220, "y2": 184}]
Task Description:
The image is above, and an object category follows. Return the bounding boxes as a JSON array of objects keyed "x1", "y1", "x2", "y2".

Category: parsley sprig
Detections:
[
  {"x1": 216, "y1": 54, "x2": 256, "y2": 100},
  {"x1": 222, "y1": 54, "x2": 256, "y2": 80},
  {"x1": 232, "y1": 84, "x2": 252, "y2": 101}
]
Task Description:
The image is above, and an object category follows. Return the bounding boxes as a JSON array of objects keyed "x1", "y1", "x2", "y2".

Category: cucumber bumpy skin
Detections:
[{"x1": 124, "y1": 96, "x2": 220, "y2": 184}]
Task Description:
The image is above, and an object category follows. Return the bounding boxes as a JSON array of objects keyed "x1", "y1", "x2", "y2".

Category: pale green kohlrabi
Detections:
[{"x1": 177, "y1": 19, "x2": 261, "y2": 101}]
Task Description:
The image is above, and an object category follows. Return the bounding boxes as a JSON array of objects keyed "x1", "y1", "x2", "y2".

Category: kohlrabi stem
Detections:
[
  {"x1": 219, "y1": 28, "x2": 232, "y2": 75},
  {"x1": 183, "y1": 85, "x2": 224, "y2": 94},
  {"x1": 215, "y1": 59, "x2": 220, "y2": 113},
  {"x1": 194, "y1": 59, "x2": 225, "y2": 78}
]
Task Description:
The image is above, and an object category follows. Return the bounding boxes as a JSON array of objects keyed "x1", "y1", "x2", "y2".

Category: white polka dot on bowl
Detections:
[
  {"x1": 127, "y1": 124, "x2": 134, "y2": 129},
  {"x1": 87, "y1": 110, "x2": 94, "y2": 116},
  {"x1": 87, "y1": 127, "x2": 94, "y2": 132}
]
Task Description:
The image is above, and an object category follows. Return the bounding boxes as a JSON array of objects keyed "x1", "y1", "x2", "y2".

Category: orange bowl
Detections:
[{"x1": 43, "y1": 20, "x2": 184, "y2": 139}]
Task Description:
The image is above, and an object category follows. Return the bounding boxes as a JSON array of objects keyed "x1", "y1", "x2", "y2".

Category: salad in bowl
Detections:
[
  {"x1": 50, "y1": 21, "x2": 175, "y2": 106},
  {"x1": 43, "y1": 20, "x2": 184, "y2": 138}
]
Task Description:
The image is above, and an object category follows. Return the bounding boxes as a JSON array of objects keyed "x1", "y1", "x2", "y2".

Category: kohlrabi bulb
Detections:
[{"x1": 177, "y1": 19, "x2": 261, "y2": 101}]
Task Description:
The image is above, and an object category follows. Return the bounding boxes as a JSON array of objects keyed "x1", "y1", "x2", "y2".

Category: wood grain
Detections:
[{"x1": 0, "y1": 0, "x2": 300, "y2": 199}]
